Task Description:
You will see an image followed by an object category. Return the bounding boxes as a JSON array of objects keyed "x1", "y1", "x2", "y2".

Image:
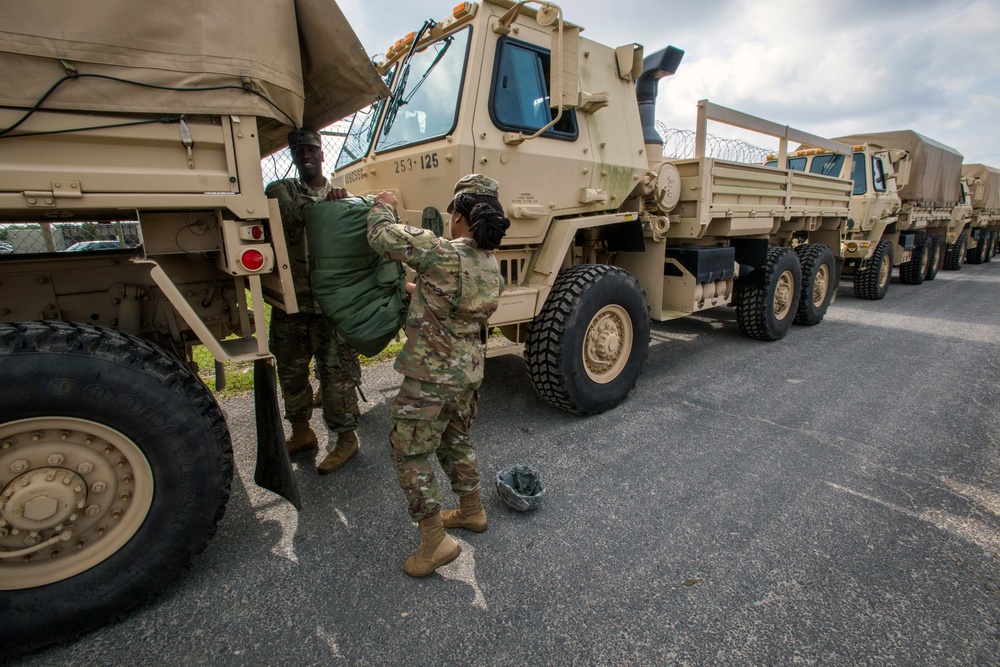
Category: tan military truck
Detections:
[
  {"x1": 0, "y1": 0, "x2": 387, "y2": 650},
  {"x1": 961, "y1": 163, "x2": 1000, "y2": 262},
  {"x1": 770, "y1": 131, "x2": 974, "y2": 299},
  {"x1": 331, "y1": 0, "x2": 851, "y2": 417}
]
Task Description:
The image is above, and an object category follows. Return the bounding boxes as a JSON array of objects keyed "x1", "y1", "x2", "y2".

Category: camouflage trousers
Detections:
[
  {"x1": 269, "y1": 309, "x2": 360, "y2": 433},
  {"x1": 389, "y1": 377, "x2": 482, "y2": 522}
]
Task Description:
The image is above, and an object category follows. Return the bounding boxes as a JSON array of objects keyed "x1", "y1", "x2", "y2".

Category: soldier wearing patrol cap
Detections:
[
  {"x1": 265, "y1": 129, "x2": 362, "y2": 475},
  {"x1": 366, "y1": 174, "x2": 510, "y2": 577}
]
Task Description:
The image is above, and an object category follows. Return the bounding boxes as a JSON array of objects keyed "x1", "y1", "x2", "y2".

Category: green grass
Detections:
[{"x1": 191, "y1": 301, "x2": 405, "y2": 397}]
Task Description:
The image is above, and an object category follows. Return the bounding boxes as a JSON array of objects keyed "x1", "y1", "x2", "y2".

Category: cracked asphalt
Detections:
[{"x1": 14, "y1": 263, "x2": 1000, "y2": 666}]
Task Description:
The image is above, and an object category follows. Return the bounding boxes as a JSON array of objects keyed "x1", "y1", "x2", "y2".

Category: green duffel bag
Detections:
[{"x1": 305, "y1": 196, "x2": 408, "y2": 357}]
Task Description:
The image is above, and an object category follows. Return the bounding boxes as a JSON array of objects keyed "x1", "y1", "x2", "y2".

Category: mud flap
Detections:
[{"x1": 253, "y1": 358, "x2": 301, "y2": 509}]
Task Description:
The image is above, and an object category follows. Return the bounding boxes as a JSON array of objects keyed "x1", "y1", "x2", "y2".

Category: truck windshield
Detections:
[
  {"x1": 334, "y1": 65, "x2": 397, "y2": 171},
  {"x1": 809, "y1": 154, "x2": 845, "y2": 177},
  {"x1": 375, "y1": 27, "x2": 471, "y2": 153},
  {"x1": 764, "y1": 157, "x2": 806, "y2": 171}
]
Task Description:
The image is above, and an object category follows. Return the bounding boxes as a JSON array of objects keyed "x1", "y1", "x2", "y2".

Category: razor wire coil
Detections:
[{"x1": 656, "y1": 121, "x2": 772, "y2": 163}]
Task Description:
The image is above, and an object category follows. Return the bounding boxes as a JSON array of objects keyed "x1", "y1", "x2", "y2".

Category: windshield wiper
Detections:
[
  {"x1": 401, "y1": 35, "x2": 454, "y2": 106},
  {"x1": 382, "y1": 19, "x2": 442, "y2": 136}
]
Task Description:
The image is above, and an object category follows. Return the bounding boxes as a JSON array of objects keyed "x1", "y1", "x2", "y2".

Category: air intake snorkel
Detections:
[{"x1": 636, "y1": 46, "x2": 685, "y2": 146}]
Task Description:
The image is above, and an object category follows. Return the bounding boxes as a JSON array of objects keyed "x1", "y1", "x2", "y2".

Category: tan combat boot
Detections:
[
  {"x1": 317, "y1": 431, "x2": 359, "y2": 475},
  {"x1": 441, "y1": 489, "x2": 488, "y2": 533},
  {"x1": 403, "y1": 513, "x2": 461, "y2": 577},
  {"x1": 285, "y1": 421, "x2": 318, "y2": 455}
]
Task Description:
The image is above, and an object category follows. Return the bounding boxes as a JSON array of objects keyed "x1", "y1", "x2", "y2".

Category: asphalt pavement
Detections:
[{"x1": 14, "y1": 263, "x2": 1000, "y2": 666}]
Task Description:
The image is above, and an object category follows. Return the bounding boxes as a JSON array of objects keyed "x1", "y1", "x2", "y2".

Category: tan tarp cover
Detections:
[
  {"x1": 835, "y1": 130, "x2": 964, "y2": 206},
  {"x1": 0, "y1": 0, "x2": 389, "y2": 156},
  {"x1": 962, "y1": 163, "x2": 1000, "y2": 211}
]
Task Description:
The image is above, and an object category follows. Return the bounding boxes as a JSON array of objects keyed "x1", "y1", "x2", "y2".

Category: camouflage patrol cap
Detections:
[
  {"x1": 287, "y1": 128, "x2": 323, "y2": 152},
  {"x1": 447, "y1": 174, "x2": 500, "y2": 213}
]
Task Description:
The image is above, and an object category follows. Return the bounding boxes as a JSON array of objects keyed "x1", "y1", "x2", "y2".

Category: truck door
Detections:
[
  {"x1": 867, "y1": 152, "x2": 901, "y2": 228},
  {"x1": 472, "y1": 34, "x2": 592, "y2": 244}
]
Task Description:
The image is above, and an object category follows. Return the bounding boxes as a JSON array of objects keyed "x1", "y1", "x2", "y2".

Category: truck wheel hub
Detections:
[
  {"x1": 1, "y1": 469, "x2": 87, "y2": 532},
  {"x1": 812, "y1": 265, "x2": 829, "y2": 307},
  {"x1": 583, "y1": 305, "x2": 632, "y2": 384},
  {"x1": 0, "y1": 417, "x2": 154, "y2": 590},
  {"x1": 773, "y1": 270, "x2": 794, "y2": 319}
]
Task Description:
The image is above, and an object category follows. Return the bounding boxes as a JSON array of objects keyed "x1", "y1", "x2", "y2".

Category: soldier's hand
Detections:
[
  {"x1": 327, "y1": 187, "x2": 350, "y2": 201},
  {"x1": 405, "y1": 282, "x2": 416, "y2": 296},
  {"x1": 374, "y1": 191, "x2": 398, "y2": 208}
]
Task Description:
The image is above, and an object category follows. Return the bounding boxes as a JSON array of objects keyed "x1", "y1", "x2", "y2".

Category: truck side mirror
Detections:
[
  {"x1": 891, "y1": 151, "x2": 911, "y2": 189},
  {"x1": 972, "y1": 179, "x2": 984, "y2": 203},
  {"x1": 548, "y1": 20, "x2": 580, "y2": 110}
]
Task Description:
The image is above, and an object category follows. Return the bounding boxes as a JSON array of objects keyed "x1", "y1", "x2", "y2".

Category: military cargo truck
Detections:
[
  {"x1": 961, "y1": 163, "x2": 1000, "y2": 262},
  {"x1": 770, "y1": 131, "x2": 974, "y2": 299},
  {"x1": 331, "y1": 0, "x2": 852, "y2": 416},
  {"x1": 0, "y1": 0, "x2": 387, "y2": 650}
]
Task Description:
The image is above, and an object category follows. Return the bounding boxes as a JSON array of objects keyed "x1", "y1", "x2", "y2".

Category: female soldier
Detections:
[{"x1": 367, "y1": 175, "x2": 510, "y2": 577}]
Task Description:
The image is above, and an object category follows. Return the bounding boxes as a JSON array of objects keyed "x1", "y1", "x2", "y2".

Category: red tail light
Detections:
[{"x1": 240, "y1": 249, "x2": 265, "y2": 271}]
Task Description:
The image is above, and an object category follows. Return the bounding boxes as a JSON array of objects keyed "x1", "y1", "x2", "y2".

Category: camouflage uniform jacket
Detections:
[
  {"x1": 265, "y1": 177, "x2": 332, "y2": 315},
  {"x1": 367, "y1": 200, "x2": 503, "y2": 386}
]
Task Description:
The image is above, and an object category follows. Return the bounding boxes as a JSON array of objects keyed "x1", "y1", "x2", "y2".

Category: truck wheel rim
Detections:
[
  {"x1": 773, "y1": 270, "x2": 794, "y2": 320},
  {"x1": 879, "y1": 256, "x2": 891, "y2": 286},
  {"x1": 812, "y1": 265, "x2": 829, "y2": 307},
  {"x1": 920, "y1": 247, "x2": 930, "y2": 274},
  {"x1": 0, "y1": 417, "x2": 154, "y2": 590},
  {"x1": 583, "y1": 304, "x2": 632, "y2": 384}
]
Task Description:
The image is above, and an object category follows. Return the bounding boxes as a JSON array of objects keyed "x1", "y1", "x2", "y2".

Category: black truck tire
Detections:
[
  {"x1": 854, "y1": 239, "x2": 893, "y2": 300},
  {"x1": 0, "y1": 321, "x2": 232, "y2": 653},
  {"x1": 793, "y1": 243, "x2": 836, "y2": 326},
  {"x1": 899, "y1": 237, "x2": 929, "y2": 285},
  {"x1": 736, "y1": 246, "x2": 801, "y2": 341},
  {"x1": 925, "y1": 235, "x2": 945, "y2": 281},
  {"x1": 943, "y1": 233, "x2": 968, "y2": 271},
  {"x1": 524, "y1": 265, "x2": 650, "y2": 415},
  {"x1": 967, "y1": 232, "x2": 988, "y2": 265}
]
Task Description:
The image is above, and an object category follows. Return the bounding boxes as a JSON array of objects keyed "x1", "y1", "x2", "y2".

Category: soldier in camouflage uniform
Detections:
[
  {"x1": 367, "y1": 175, "x2": 510, "y2": 577},
  {"x1": 266, "y1": 129, "x2": 361, "y2": 475}
]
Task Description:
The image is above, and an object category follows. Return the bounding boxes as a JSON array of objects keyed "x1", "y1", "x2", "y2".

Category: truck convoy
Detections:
[
  {"x1": 0, "y1": 0, "x2": 996, "y2": 653},
  {"x1": 766, "y1": 131, "x2": 998, "y2": 299}
]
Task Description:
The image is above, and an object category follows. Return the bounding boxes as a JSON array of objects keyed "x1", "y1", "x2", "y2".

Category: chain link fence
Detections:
[{"x1": 0, "y1": 221, "x2": 140, "y2": 255}]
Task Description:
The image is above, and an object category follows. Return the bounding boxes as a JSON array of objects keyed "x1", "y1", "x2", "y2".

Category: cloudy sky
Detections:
[{"x1": 339, "y1": 0, "x2": 1000, "y2": 165}]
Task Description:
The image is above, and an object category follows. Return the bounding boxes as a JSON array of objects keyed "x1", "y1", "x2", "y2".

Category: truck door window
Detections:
[
  {"x1": 809, "y1": 154, "x2": 845, "y2": 176},
  {"x1": 374, "y1": 26, "x2": 472, "y2": 153},
  {"x1": 489, "y1": 37, "x2": 578, "y2": 139},
  {"x1": 871, "y1": 156, "x2": 887, "y2": 192},
  {"x1": 851, "y1": 152, "x2": 867, "y2": 195}
]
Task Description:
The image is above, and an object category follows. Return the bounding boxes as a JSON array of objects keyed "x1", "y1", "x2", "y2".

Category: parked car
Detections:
[
  {"x1": 64, "y1": 240, "x2": 131, "y2": 251},
  {"x1": 0, "y1": 242, "x2": 12, "y2": 254}
]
